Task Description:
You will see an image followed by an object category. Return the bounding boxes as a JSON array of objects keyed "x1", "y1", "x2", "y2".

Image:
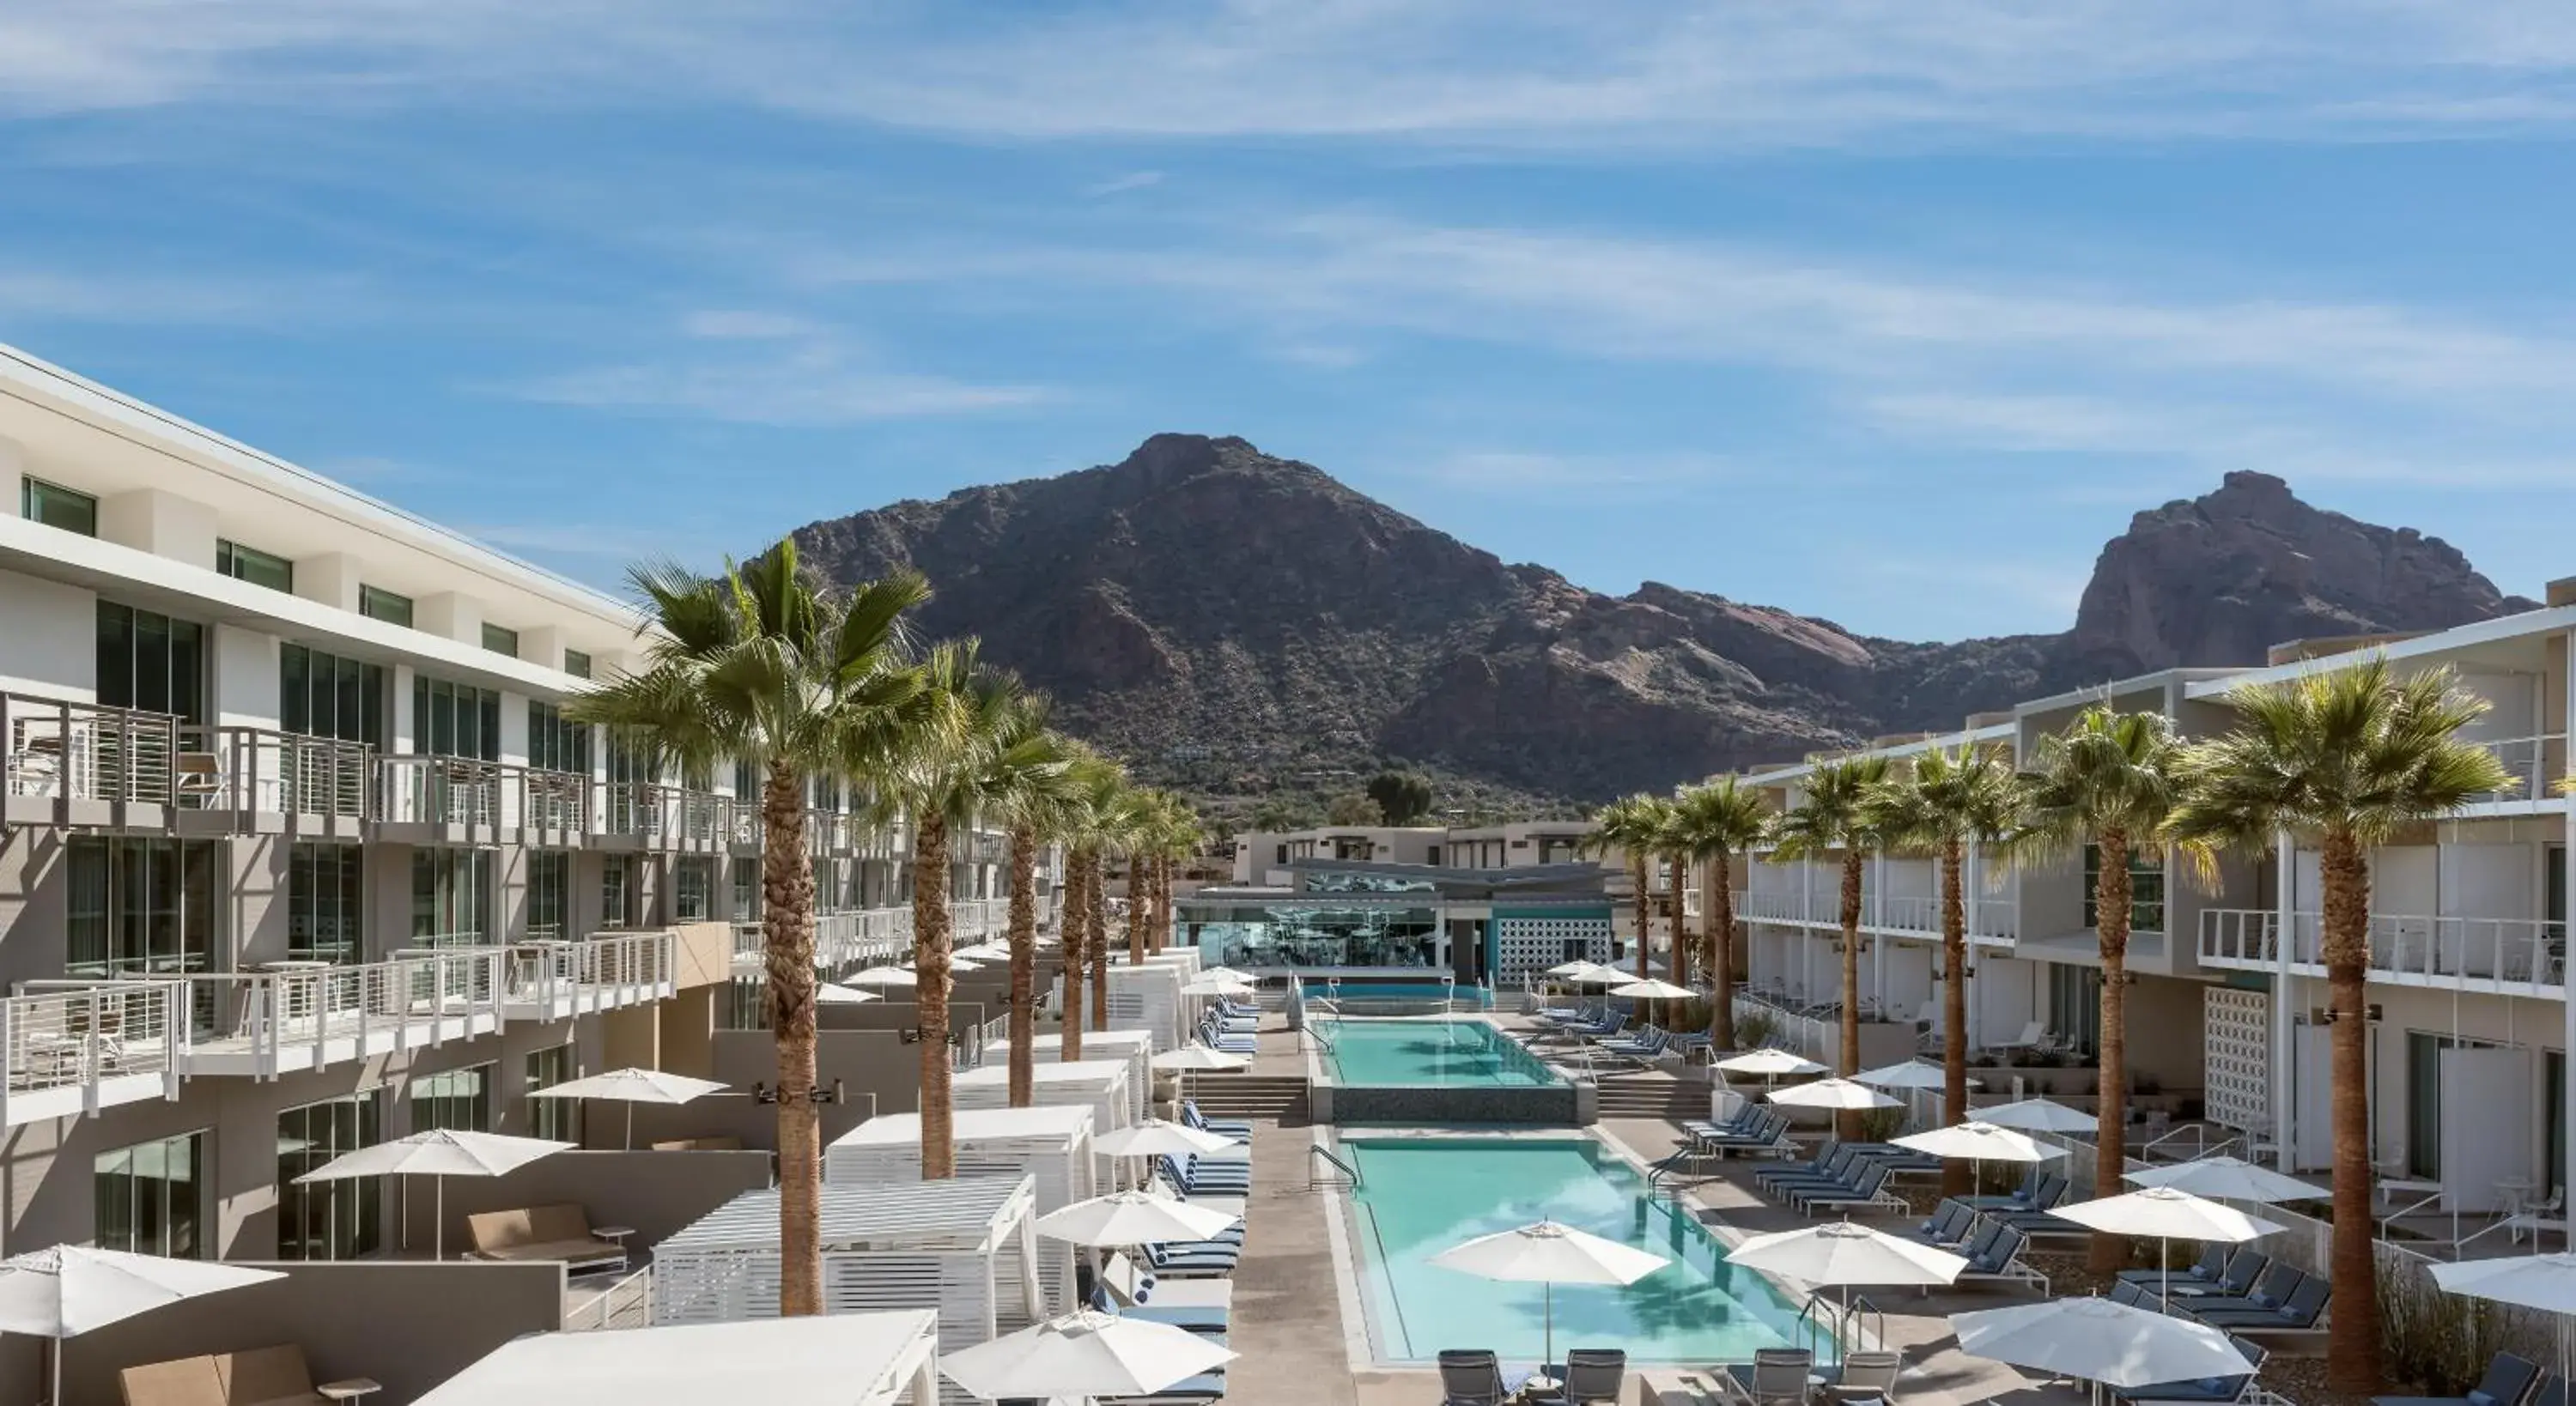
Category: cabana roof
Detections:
[
  {"x1": 831, "y1": 1105, "x2": 1094, "y2": 1148},
  {"x1": 659, "y1": 1174, "x2": 1034, "y2": 1256},
  {"x1": 417, "y1": 1310, "x2": 939, "y2": 1406}
]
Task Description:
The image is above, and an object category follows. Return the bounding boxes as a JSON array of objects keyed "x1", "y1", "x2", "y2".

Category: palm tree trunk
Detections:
[
  {"x1": 1838, "y1": 851, "x2": 1864, "y2": 1140},
  {"x1": 2321, "y1": 827, "x2": 2383, "y2": 1392},
  {"x1": 1007, "y1": 825, "x2": 1038, "y2": 1107},
  {"x1": 1128, "y1": 855, "x2": 1148, "y2": 964},
  {"x1": 1940, "y1": 839, "x2": 1971, "y2": 1197},
  {"x1": 762, "y1": 760, "x2": 823, "y2": 1316},
  {"x1": 1668, "y1": 853, "x2": 1690, "y2": 989},
  {"x1": 914, "y1": 812, "x2": 956, "y2": 1179},
  {"x1": 1061, "y1": 849, "x2": 1087, "y2": 1061},
  {"x1": 1087, "y1": 851, "x2": 1110, "y2": 1031},
  {"x1": 2089, "y1": 827, "x2": 2133, "y2": 1274},
  {"x1": 1631, "y1": 856, "x2": 1651, "y2": 979},
  {"x1": 1159, "y1": 855, "x2": 1176, "y2": 951},
  {"x1": 1708, "y1": 852, "x2": 1737, "y2": 1051}
]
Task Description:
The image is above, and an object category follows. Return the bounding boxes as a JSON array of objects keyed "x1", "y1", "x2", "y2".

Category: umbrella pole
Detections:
[
  {"x1": 1544, "y1": 1280, "x2": 1554, "y2": 1378},
  {"x1": 435, "y1": 1177, "x2": 444, "y2": 1261},
  {"x1": 51, "y1": 1337, "x2": 60, "y2": 1406},
  {"x1": 627, "y1": 1101, "x2": 635, "y2": 1152}
]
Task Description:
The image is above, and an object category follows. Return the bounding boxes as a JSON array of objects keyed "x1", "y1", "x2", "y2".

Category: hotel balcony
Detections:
[
  {"x1": 1, "y1": 693, "x2": 191, "y2": 829},
  {"x1": 2460, "y1": 731, "x2": 2568, "y2": 811},
  {"x1": 176, "y1": 946, "x2": 511, "y2": 1077},
  {"x1": 2200, "y1": 906, "x2": 2567, "y2": 997},
  {"x1": 502, "y1": 929, "x2": 677, "y2": 1021},
  {"x1": 731, "y1": 896, "x2": 1034, "y2": 973},
  {"x1": 0, "y1": 980, "x2": 188, "y2": 1127},
  {"x1": 1735, "y1": 887, "x2": 2020, "y2": 947}
]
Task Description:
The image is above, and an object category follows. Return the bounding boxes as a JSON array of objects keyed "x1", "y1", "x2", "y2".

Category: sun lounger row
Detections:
[
  {"x1": 1704, "y1": 1346, "x2": 1903, "y2": 1406},
  {"x1": 1892, "y1": 1200, "x2": 2050, "y2": 1295},
  {"x1": 1439, "y1": 1347, "x2": 1628, "y2": 1406},
  {"x1": 1681, "y1": 1105, "x2": 1794, "y2": 1160},
  {"x1": 2109, "y1": 1259, "x2": 2331, "y2": 1334},
  {"x1": 2375, "y1": 1352, "x2": 2566, "y2": 1406}
]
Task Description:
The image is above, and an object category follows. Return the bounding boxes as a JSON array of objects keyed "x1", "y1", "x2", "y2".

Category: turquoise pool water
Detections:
[
  {"x1": 1345, "y1": 1137, "x2": 1822, "y2": 1365},
  {"x1": 1303, "y1": 979, "x2": 1492, "y2": 1009},
  {"x1": 1317, "y1": 1019, "x2": 1559, "y2": 1088}
]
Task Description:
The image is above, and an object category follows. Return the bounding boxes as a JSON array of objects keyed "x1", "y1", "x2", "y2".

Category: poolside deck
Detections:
[{"x1": 1218, "y1": 1010, "x2": 2087, "y2": 1406}]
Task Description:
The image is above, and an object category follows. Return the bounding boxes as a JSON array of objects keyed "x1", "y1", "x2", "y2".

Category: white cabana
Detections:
[
  {"x1": 528, "y1": 1068, "x2": 729, "y2": 1149},
  {"x1": 420, "y1": 1310, "x2": 942, "y2": 1406},
  {"x1": 827, "y1": 1106, "x2": 1099, "y2": 1314},
  {"x1": 951, "y1": 1059, "x2": 1135, "y2": 1146},
  {"x1": 1002, "y1": 1029, "x2": 1156, "y2": 1121},
  {"x1": 652, "y1": 1176, "x2": 1044, "y2": 1361}
]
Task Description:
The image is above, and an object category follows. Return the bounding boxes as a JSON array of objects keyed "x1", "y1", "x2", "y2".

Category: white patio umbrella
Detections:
[
  {"x1": 1893, "y1": 1121, "x2": 2063, "y2": 1199},
  {"x1": 956, "y1": 942, "x2": 1012, "y2": 960},
  {"x1": 1717, "y1": 1049, "x2": 1826, "y2": 1079},
  {"x1": 1768, "y1": 1078, "x2": 1901, "y2": 1112},
  {"x1": 2123, "y1": 1156, "x2": 2321, "y2": 1204},
  {"x1": 292, "y1": 1129, "x2": 572, "y2": 1259},
  {"x1": 1181, "y1": 975, "x2": 1253, "y2": 997},
  {"x1": 1431, "y1": 1221, "x2": 1670, "y2": 1373},
  {"x1": 1978, "y1": 1097, "x2": 2096, "y2": 1135},
  {"x1": 1092, "y1": 1120, "x2": 1240, "y2": 1160},
  {"x1": 1852, "y1": 1061, "x2": 1958, "y2": 1090},
  {"x1": 846, "y1": 965, "x2": 918, "y2": 987},
  {"x1": 941, "y1": 1310, "x2": 1236, "y2": 1401},
  {"x1": 2433, "y1": 1251, "x2": 2576, "y2": 1385},
  {"x1": 816, "y1": 982, "x2": 881, "y2": 1006},
  {"x1": 1611, "y1": 979, "x2": 1695, "y2": 1001},
  {"x1": 529, "y1": 1067, "x2": 729, "y2": 1150},
  {"x1": 1951, "y1": 1295, "x2": 2254, "y2": 1390},
  {"x1": 1150, "y1": 1045, "x2": 1248, "y2": 1107},
  {"x1": 0, "y1": 1245, "x2": 284, "y2": 1406},
  {"x1": 1727, "y1": 1221, "x2": 1966, "y2": 1346},
  {"x1": 2049, "y1": 1188, "x2": 2281, "y2": 1300},
  {"x1": 1034, "y1": 1191, "x2": 1240, "y2": 1248}
]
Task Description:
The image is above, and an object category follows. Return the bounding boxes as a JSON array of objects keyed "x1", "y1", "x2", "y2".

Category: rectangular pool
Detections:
[
  {"x1": 1317, "y1": 1019, "x2": 1560, "y2": 1088},
  {"x1": 1343, "y1": 1136, "x2": 1822, "y2": 1366}
]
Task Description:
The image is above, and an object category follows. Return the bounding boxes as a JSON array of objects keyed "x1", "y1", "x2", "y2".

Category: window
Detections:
[
  {"x1": 1426, "y1": 845, "x2": 1443, "y2": 866},
  {"x1": 525, "y1": 1045, "x2": 579, "y2": 1142},
  {"x1": 527, "y1": 702, "x2": 590, "y2": 775},
  {"x1": 481, "y1": 622, "x2": 519, "y2": 658},
  {"x1": 413, "y1": 676, "x2": 500, "y2": 761},
  {"x1": 216, "y1": 539, "x2": 294, "y2": 593},
  {"x1": 601, "y1": 854, "x2": 635, "y2": 930},
  {"x1": 277, "y1": 1093, "x2": 381, "y2": 1261},
  {"x1": 732, "y1": 856, "x2": 760, "y2": 923},
  {"x1": 280, "y1": 645, "x2": 384, "y2": 746},
  {"x1": 2082, "y1": 843, "x2": 2166, "y2": 933},
  {"x1": 410, "y1": 1063, "x2": 492, "y2": 1134},
  {"x1": 22, "y1": 476, "x2": 97, "y2": 536},
  {"x1": 288, "y1": 843, "x2": 363, "y2": 964},
  {"x1": 96, "y1": 1130, "x2": 207, "y2": 1259},
  {"x1": 359, "y1": 585, "x2": 413, "y2": 627},
  {"x1": 66, "y1": 837, "x2": 221, "y2": 979},
  {"x1": 96, "y1": 602, "x2": 205, "y2": 725},
  {"x1": 410, "y1": 848, "x2": 493, "y2": 944},
  {"x1": 674, "y1": 857, "x2": 714, "y2": 921},
  {"x1": 562, "y1": 649, "x2": 592, "y2": 681},
  {"x1": 527, "y1": 850, "x2": 569, "y2": 940},
  {"x1": 2046, "y1": 965, "x2": 2102, "y2": 1057},
  {"x1": 733, "y1": 757, "x2": 758, "y2": 800}
]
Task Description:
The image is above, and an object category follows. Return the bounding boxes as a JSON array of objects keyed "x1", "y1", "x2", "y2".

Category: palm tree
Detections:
[
  {"x1": 1668, "y1": 778, "x2": 1771, "y2": 1051},
  {"x1": 570, "y1": 541, "x2": 928, "y2": 1318},
  {"x1": 2167, "y1": 658, "x2": 2513, "y2": 1394},
  {"x1": 1772, "y1": 755, "x2": 1891, "y2": 1108},
  {"x1": 2020, "y1": 707, "x2": 2202, "y2": 1271},
  {"x1": 1052, "y1": 753, "x2": 1111, "y2": 1061},
  {"x1": 1586, "y1": 795, "x2": 1674, "y2": 980},
  {"x1": 1066, "y1": 757, "x2": 1134, "y2": 1033},
  {"x1": 1866, "y1": 744, "x2": 2023, "y2": 1189},
  {"x1": 1658, "y1": 802, "x2": 1698, "y2": 990},
  {"x1": 975, "y1": 698, "x2": 1078, "y2": 1109}
]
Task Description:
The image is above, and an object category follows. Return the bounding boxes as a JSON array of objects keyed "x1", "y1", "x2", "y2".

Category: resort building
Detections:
[
  {"x1": 1737, "y1": 603, "x2": 2576, "y2": 1212},
  {"x1": 0, "y1": 344, "x2": 1040, "y2": 1262}
]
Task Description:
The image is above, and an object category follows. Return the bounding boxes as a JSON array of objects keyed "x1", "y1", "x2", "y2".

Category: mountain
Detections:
[{"x1": 790, "y1": 439, "x2": 2534, "y2": 809}]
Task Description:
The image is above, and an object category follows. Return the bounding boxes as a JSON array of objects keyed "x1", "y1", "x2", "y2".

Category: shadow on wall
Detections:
[
  {"x1": 26, "y1": 1259, "x2": 562, "y2": 1406},
  {"x1": 397, "y1": 1149, "x2": 773, "y2": 1263}
]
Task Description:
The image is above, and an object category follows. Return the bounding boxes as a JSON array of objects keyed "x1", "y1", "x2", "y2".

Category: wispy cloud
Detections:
[
  {"x1": 16, "y1": 2, "x2": 2576, "y2": 150},
  {"x1": 1080, "y1": 170, "x2": 1163, "y2": 197},
  {"x1": 1402, "y1": 448, "x2": 1735, "y2": 494},
  {"x1": 679, "y1": 309, "x2": 814, "y2": 340},
  {"x1": 460, "y1": 521, "x2": 687, "y2": 561}
]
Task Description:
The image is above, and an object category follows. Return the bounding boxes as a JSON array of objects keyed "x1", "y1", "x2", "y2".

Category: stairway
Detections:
[
  {"x1": 1591, "y1": 1076, "x2": 1713, "y2": 1121},
  {"x1": 1178, "y1": 1074, "x2": 1309, "y2": 1122}
]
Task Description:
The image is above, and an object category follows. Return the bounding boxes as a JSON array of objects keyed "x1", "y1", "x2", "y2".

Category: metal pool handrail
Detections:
[{"x1": 1309, "y1": 1143, "x2": 1363, "y2": 1190}]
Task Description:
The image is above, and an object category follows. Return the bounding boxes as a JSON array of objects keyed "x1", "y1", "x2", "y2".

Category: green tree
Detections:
[
  {"x1": 570, "y1": 541, "x2": 929, "y2": 1317},
  {"x1": 1250, "y1": 796, "x2": 1319, "y2": 832},
  {"x1": 2019, "y1": 706, "x2": 2201, "y2": 1270},
  {"x1": 1325, "y1": 791, "x2": 1384, "y2": 826},
  {"x1": 1668, "y1": 778, "x2": 1772, "y2": 1050},
  {"x1": 1865, "y1": 744, "x2": 2024, "y2": 1188},
  {"x1": 968, "y1": 691, "x2": 1078, "y2": 1110},
  {"x1": 1586, "y1": 794, "x2": 1675, "y2": 980},
  {"x1": 1773, "y1": 755, "x2": 1892, "y2": 1130},
  {"x1": 2167, "y1": 658, "x2": 2514, "y2": 1393},
  {"x1": 1364, "y1": 769, "x2": 1436, "y2": 826}
]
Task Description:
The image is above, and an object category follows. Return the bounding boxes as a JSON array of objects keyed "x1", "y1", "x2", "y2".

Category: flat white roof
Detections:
[
  {"x1": 1006, "y1": 1032, "x2": 1156, "y2": 1051},
  {"x1": 953, "y1": 1060, "x2": 1129, "y2": 1087},
  {"x1": 415, "y1": 1310, "x2": 939, "y2": 1406},
  {"x1": 659, "y1": 1175, "x2": 1032, "y2": 1254},
  {"x1": 830, "y1": 1105, "x2": 1095, "y2": 1148}
]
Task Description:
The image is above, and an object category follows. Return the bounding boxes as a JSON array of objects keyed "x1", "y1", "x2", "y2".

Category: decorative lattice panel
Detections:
[
  {"x1": 2203, "y1": 986, "x2": 2270, "y2": 1136},
  {"x1": 1494, "y1": 914, "x2": 1612, "y2": 979}
]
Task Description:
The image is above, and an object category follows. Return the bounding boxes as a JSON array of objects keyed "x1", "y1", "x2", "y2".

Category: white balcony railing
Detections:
[
  {"x1": 506, "y1": 931, "x2": 676, "y2": 1017},
  {"x1": 179, "y1": 948, "x2": 509, "y2": 1077},
  {"x1": 3, "y1": 694, "x2": 182, "y2": 808},
  {"x1": 2200, "y1": 906, "x2": 2566, "y2": 991},
  {"x1": 1738, "y1": 891, "x2": 1807, "y2": 924},
  {"x1": 0, "y1": 980, "x2": 188, "y2": 1125},
  {"x1": 2465, "y1": 732, "x2": 2565, "y2": 806}
]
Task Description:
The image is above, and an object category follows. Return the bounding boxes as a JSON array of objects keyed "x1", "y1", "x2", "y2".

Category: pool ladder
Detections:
[
  {"x1": 1798, "y1": 1290, "x2": 1884, "y2": 1358},
  {"x1": 1309, "y1": 1144, "x2": 1362, "y2": 1191},
  {"x1": 1645, "y1": 1151, "x2": 1693, "y2": 1199}
]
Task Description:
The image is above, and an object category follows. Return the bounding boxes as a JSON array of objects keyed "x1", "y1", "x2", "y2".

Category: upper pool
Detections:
[
  {"x1": 1343, "y1": 1136, "x2": 1822, "y2": 1365},
  {"x1": 1316, "y1": 1018, "x2": 1560, "y2": 1088}
]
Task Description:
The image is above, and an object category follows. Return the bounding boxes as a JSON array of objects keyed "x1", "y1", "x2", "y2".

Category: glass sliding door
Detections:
[
  {"x1": 277, "y1": 1093, "x2": 381, "y2": 1260},
  {"x1": 410, "y1": 848, "x2": 494, "y2": 945},
  {"x1": 64, "y1": 837, "x2": 221, "y2": 979},
  {"x1": 410, "y1": 1064, "x2": 492, "y2": 1134},
  {"x1": 288, "y1": 842, "x2": 364, "y2": 963},
  {"x1": 524, "y1": 1045, "x2": 578, "y2": 1142},
  {"x1": 95, "y1": 1130, "x2": 207, "y2": 1259},
  {"x1": 527, "y1": 850, "x2": 569, "y2": 941}
]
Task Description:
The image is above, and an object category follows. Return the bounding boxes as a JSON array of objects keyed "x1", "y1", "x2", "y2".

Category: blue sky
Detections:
[{"x1": 9, "y1": 3, "x2": 2576, "y2": 641}]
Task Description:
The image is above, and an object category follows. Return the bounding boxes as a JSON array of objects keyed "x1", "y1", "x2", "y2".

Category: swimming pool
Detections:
[
  {"x1": 1316, "y1": 1019, "x2": 1560, "y2": 1088},
  {"x1": 1303, "y1": 979, "x2": 1493, "y2": 1009},
  {"x1": 1342, "y1": 1136, "x2": 1822, "y2": 1365}
]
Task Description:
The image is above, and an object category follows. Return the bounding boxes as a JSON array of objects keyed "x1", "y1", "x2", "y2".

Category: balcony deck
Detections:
[
  {"x1": 0, "y1": 982, "x2": 187, "y2": 1127},
  {"x1": 2201, "y1": 906, "x2": 2566, "y2": 998}
]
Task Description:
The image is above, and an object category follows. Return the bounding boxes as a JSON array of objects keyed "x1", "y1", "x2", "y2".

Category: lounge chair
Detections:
[
  {"x1": 1439, "y1": 1349, "x2": 1510, "y2": 1406},
  {"x1": 1757, "y1": 1141, "x2": 1859, "y2": 1193},
  {"x1": 2175, "y1": 1263, "x2": 2304, "y2": 1318},
  {"x1": 1814, "y1": 1349, "x2": 1903, "y2": 1403},
  {"x1": 2115, "y1": 1336, "x2": 2271, "y2": 1405},
  {"x1": 2120, "y1": 1242, "x2": 2228, "y2": 1291},
  {"x1": 2166, "y1": 1250, "x2": 2269, "y2": 1301},
  {"x1": 1724, "y1": 1348, "x2": 1814, "y2": 1406},
  {"x1": 1561, "y1": 1348, "x2": 1627, "y2": 1406},
  {"x1": 1899, "y1": 1199, "x2": 1978, "y2": 1250},
  {"x1": 1182, "y1": 1101, "x2": 1252, "y2": 1142},
  {"x1": 2372, "y1": 1353, "x2": 2544, "y2": 1406},
  {"x1": 120, "y1": 1345, "x2": 335, "y2": 1406},
  {"x1": 2191, "y1": 1276, "x2": 2329, "y2": 1333},
  {"x1": 1956, "y1": 1166, "x2": 2047, "y2": 1212},
  {"x1": 464, "y1": 1203, "x2": 628, "y2": 1276},
  {"x1": 1791, "y1": 1161, "x2": 1905, "y2": 1216},
  {"x1": 1989, "y1": 1021, "x2": 2046, "y2": 1055},
  {"x1": 1953, "y1": 1225, "x2": 2048, "y2": 1294}
]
